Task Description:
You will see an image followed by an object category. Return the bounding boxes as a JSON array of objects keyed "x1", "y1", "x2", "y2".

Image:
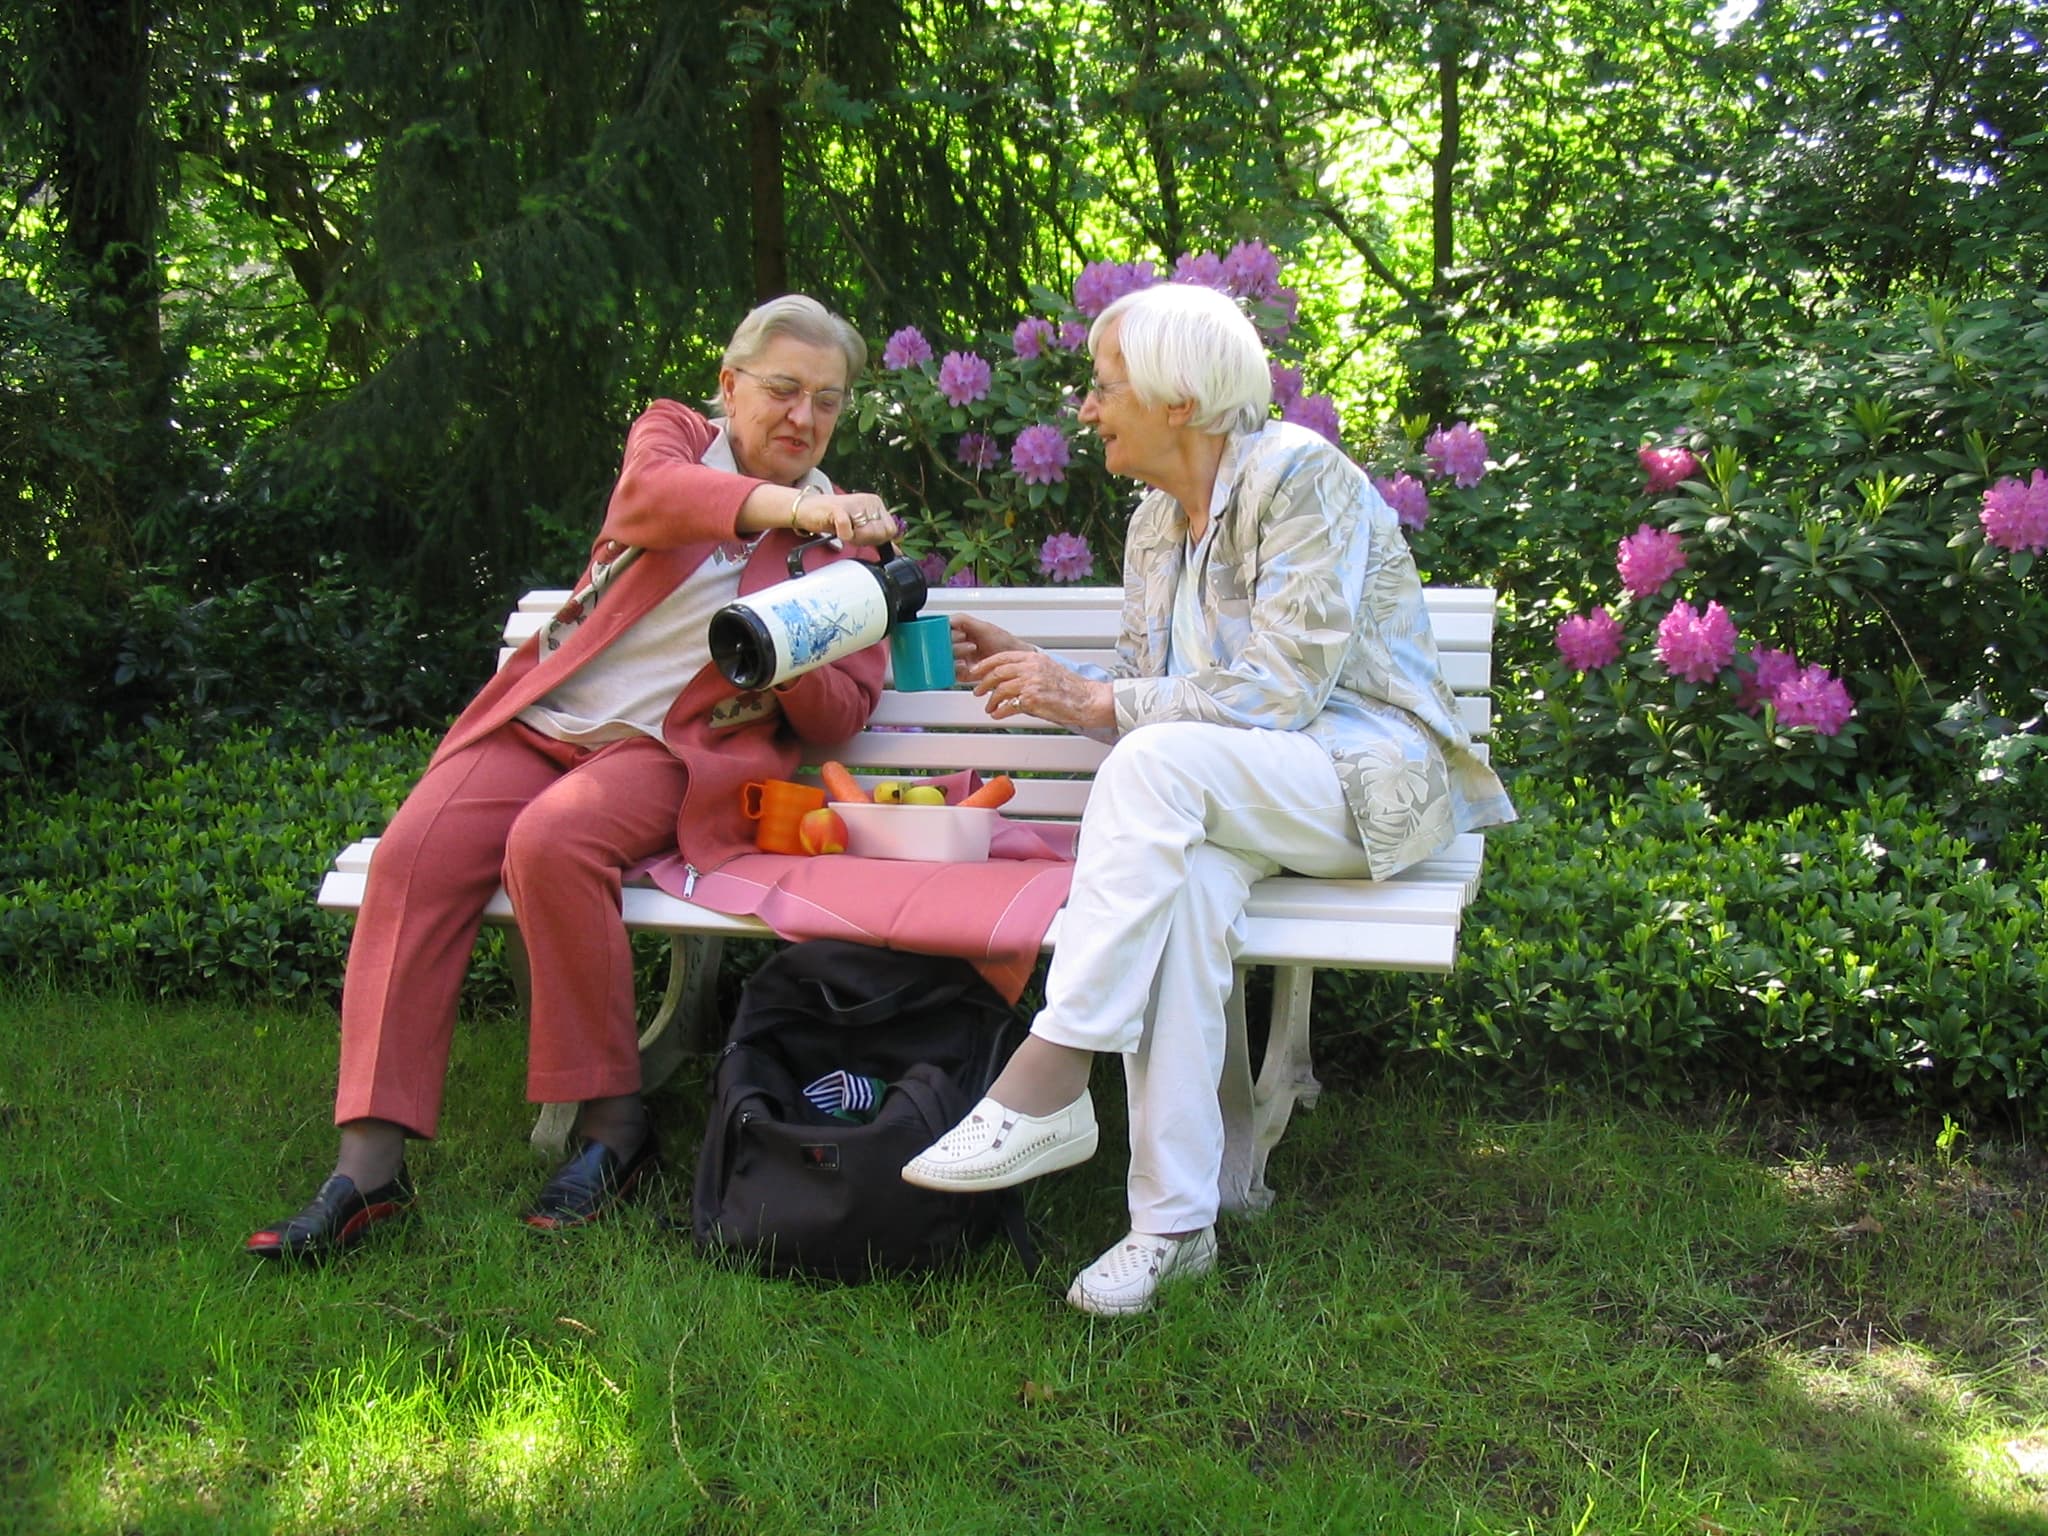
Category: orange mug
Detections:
[{"x1": 741, "y1": 778, "x2": 829, "y2": 855}]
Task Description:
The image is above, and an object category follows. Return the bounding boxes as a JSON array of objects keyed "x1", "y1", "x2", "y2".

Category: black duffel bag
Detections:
[{"x1": 691, "y1": 939, "x2": 1036, "y2": 1282}]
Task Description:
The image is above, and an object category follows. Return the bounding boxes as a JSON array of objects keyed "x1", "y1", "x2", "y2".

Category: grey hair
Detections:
[
  {"x1": 1090, "y1": 282, "x2": 1271, "y2": 435},
  {"x1": 722, "y1": 294, "x2": 868, "y2": 385}
]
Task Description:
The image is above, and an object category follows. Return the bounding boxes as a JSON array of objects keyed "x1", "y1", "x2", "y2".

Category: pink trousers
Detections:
[{"x1": 335, "y1": 722, "x2": 689, "y2": 1137}]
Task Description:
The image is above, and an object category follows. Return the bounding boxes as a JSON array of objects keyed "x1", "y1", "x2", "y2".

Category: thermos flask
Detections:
[{"x1": 709, "y1": 535, "x2": 928, "y2": 690}]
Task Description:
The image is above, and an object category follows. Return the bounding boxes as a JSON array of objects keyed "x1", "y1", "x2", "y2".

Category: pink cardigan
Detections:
[{"x1": 430, "y1": 401, "x2": 889, "y2": 875}]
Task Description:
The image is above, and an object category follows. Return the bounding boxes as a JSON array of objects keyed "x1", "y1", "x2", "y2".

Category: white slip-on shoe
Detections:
[
  {"x1": 1065, "y1": 1227, "x2": 1218, "y2": 1316},
  {"x1": 900, "y1": 1092, "x2": 1099, "y2": 1192}
]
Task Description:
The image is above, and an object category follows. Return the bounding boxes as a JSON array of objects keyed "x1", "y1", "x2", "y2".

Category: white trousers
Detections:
[{"x1": 1032, "y1": 721, "x2": 1375, "y2": 1233}]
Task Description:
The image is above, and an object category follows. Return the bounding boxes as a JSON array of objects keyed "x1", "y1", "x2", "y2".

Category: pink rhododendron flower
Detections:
[
  {"x1": 1424, "y1": 422, "x2": 1489, "y2": 487},
  {"x1": 1282, "y1": 392, "x2": 1343, "y2": 446},
  {"x1": 1172, "y1": 251, "x2": 1228, "y2": 290},
  {"x1": 955, "y1": 431, "x2": 1001, "y2": 471},
  {"x1": 1373, "y1": 473, "x2": 1431, "y2": 533},
  {"x1": 936, "y1": 350, "x2": 993, "y2": 407},
  {"x1": 1737, "y1": 646, "x2": 1803, "y2": 713},
  {"x1": 1072, "y1": 260, "x2": 1159, "y2": 318},
  {"x1": 1772, "y1": 664, "x2": 1855, "y2": 735},
  {"x1": 1617, "y1": 524, "x2": 1688, "y2": 598},
  {"x1": 882, "y1": 326, "x2": 931, "y2": 370},
  {"x1": 1555, "y1": 608, "x2": 1625, "y2": 672},
  {"x1": 1656, "y1": 600, "x2": 1738, "y2": 684},
  {"x1": 1038, "y1": 531, "x2": 1094, "y2": 582},
  {"x1": 1010, "y1": 423, "x2": 1070, "y2": 485},
  {"x1": 1639, "y1": 444, "x2": 1701, "y2": 495},
  {"x1": 1980, "y1": 469, "x2": 2048, "y2": 554},
  {"x1": 1222, "y1": 240, "x2": 1283, "y2": 301},
  {"x1": 1012, "y1": 317, "x2": 1056, "y2": 360}
]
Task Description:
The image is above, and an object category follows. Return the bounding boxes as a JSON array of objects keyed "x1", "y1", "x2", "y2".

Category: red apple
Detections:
[{"x1": 798, "y1": 806, "x2": 848, "y2": 855}]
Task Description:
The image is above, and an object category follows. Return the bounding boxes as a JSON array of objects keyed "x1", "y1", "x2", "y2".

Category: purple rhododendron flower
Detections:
[
  {"x1": 1172, "y1": 251, "x2": 1229, "y2": 290},
  {"x1": 1222, "y1": 240, "x2": 1283, "y2": 301},
  {"x1": 1737, "y1": 646, "x2": 1803, "y2": 714},
  {"x1": 883, "y1": 326, "x2": 931, "y2": 370},
  {"x1": 1373, "y1": 473, "x2": 1430, "y2": 532},
  {"x1": 1038, "y1": 531, "x2": 1094, "y2": 582},
  {"x1": 1617, "y1": 524, "x2": 1688, "y2": 598},
  {"x1": 1282, "y1": 392, "x2": 1342, "y2": 446},
  {"x1": 1981, "y1": 469, "x2": 2048, "y2": 554},
  {"x1": 1012, "y1": 317, "x2": 1056, "y2": 360},
  {"x1": 1072, "y1": 260, "x2": 1159, "y2": 318},
  {"x1": 936, "y1": 350, "x2": 993, "y2": 407},
  {"x1": 1057, "y1": 319, "x2": 1089, "y2": 351},
  {"x1": 1424, "y1": 422, "x2": 1489, "y2": 487},
  {"x1": 1555, "y1": 608, "x2": 1625, "y2": 672},
  {"x1": 1639, "y1": 444, "x2": 1702, "y2": 495},
  {"x1": 1268, "y1": 363, "x2": 1303, "y2": 411},
  {"x1": 1656, "y1": 600, "x2": 1738, "y2": 684},
  {"x1": 955, "y1": 431, "x2": 1001, "y2": 471},
  {"x1": 916, "y1": 553, "x2": 978, "y2": 590},
  {"x1": 1773, "y1": 664, "x2": 1855, "y2": 735},
  {"x1": 1011, "y1": 423, "x2": 1070, "y2": 485},
  {"x1": 1254, "y1": 285, "x2": 1300, "y2": 341}
]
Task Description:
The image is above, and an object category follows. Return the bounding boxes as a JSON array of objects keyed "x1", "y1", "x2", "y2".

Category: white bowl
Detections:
[{"x1": 833, "y1": 801, "x2": 997, "y2": 863}]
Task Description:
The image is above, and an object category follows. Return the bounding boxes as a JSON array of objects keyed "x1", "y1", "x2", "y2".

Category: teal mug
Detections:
[{"x1": 888, "y1": 614, "x2": 956, "y2": 691}]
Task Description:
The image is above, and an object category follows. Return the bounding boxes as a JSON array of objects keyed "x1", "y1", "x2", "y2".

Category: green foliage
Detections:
[
  {"x1": 0, "y1": 725, "x2": 470, "y2": 1001},
  {"x1": 1337, "y1": 774, "x2": 2048, "y2": 1123},
  {"x1": 109, "y1": 557, "x2": 482, "y2": 743}
]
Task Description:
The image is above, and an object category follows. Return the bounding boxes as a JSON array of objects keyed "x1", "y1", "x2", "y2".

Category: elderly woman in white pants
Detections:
[{"x1": 902, "y1": 281, "x2": 1515, "y2": 1315}]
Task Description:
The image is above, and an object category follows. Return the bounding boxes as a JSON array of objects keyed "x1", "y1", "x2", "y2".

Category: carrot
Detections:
[
  {"x1": 958, "y1": 774, "x2": 1015, "y2": 809},
  {"x1": 819, "y1": 760, "x2": 870, "y2": 803}
]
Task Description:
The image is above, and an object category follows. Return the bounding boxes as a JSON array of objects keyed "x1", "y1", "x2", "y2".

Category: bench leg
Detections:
[
  {"x1": 1218, "y1": 972, "x2": 1264, "y2": 1213},
  {"x1": 527, "y1": 931, "x2": 727, "y2": 1157},
  {"x1": 1219, "y1": 964, "x2": 1322, "y2": 1214}
]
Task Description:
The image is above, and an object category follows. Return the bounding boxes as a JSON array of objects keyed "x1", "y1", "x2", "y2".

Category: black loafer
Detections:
[
  {"x1": 521, "y1": 1134, "x2": 658, "y2": 1231},
  {"x1": 246, "y1": 1168, "x2": 415, "y2": 1262}
]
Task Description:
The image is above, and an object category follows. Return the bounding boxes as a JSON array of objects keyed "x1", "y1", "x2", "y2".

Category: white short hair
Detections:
[{"x1": 1091, "y1": 282, "x2": 1271, "y2": 435}]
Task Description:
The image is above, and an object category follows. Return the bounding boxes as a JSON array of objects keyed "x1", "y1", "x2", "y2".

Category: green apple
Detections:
[
  {"x1": 903, "y1": 785, "x2": 946, "y2": 805},
  {"x1": 873, "y1": 779, "x2": 906, "y2": 804}
]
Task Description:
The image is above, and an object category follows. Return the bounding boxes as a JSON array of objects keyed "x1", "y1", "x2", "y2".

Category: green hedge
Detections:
[
  {"x1": 0, "y1": 726, "x2": 440, "y2": 999},
  {"x1": 1338, "y1": 775, "x2": 2047, "y2": 1122},
  {"x1": 3, "y1": 728, "x2": 2043, "y2": 1122}
]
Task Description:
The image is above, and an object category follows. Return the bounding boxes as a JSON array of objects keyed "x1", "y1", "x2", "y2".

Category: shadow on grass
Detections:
[{"x1": 3, "y1": 983, "x2": 2046, "y2": 1535}]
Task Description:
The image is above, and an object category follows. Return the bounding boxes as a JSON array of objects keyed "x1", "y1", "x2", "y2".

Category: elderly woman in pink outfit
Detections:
[
  {"x1": 249, "y1": 295, "x2": 902, "y2": 1262},
  {"x1": 903, "y1": 283, "x2": 1514, "y2": 1315}
]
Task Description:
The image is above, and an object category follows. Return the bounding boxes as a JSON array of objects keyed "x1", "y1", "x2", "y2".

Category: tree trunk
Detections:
[
  {"x1": 749, "y1": 82, "x2": 790, "y2": 301},
  {"x1": 1413, "y1": 35, "x2": 1462, "y2": 426},
  {"x1": 49, "y1": 0, "x2": 165, "y2": 548}
]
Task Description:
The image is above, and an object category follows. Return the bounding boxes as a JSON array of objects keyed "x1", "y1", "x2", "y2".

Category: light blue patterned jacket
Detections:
[{"x1": 1078, "y1": 419, "x2": 1516, "y2": 879}]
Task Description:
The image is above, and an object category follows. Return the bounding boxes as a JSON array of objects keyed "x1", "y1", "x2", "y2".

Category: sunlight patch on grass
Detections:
[{"x1": 83, "y1": 1334, "x2": 640, "y2": 1531}]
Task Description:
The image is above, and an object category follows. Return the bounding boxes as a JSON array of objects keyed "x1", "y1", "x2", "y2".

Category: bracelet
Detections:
[{"x1": 788, "y1": 485, "x2": 817, "y2": 531}]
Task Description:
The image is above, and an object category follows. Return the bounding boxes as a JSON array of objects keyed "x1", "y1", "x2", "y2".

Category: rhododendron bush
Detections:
[
  {"x1": 1507, "y1": 294, "x2": 2048, "y2": 827},
  {"x1": 854, "y1": 242, "x2": 1490, "y2": 587}
]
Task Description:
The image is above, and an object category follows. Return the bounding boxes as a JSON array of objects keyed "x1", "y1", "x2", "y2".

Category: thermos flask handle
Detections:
[{"x1": 786, "y1": 533, "x2": 898, "y2": 580}]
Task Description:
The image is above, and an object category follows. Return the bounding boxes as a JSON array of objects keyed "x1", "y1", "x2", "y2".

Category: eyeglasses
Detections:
[
  {"x1": 734, "y1": 367, "x2": 847, "y2": 416},
  {"x1": 1086, "y1": 376, "x2": 1133, "y2": 401}
]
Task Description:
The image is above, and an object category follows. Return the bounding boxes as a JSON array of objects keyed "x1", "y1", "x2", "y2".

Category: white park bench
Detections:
[{"x1": 319, "y1": 583, "x2": 1500, "y2": 1213}]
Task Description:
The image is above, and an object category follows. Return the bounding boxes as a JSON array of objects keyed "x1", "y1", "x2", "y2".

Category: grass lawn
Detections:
[{"x1": 4, "y1": 982, "x2": 2047, "y2": 1535}]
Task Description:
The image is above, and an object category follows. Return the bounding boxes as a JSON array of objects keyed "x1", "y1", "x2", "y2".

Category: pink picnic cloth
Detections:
[{"x1": 640, "y1": 780, "x2": 1078, "y2": 1003}]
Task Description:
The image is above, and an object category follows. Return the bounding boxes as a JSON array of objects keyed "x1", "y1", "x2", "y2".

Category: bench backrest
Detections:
[{"x1": 505, "y1": 584, "x2": 1495, "y2": 828}]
